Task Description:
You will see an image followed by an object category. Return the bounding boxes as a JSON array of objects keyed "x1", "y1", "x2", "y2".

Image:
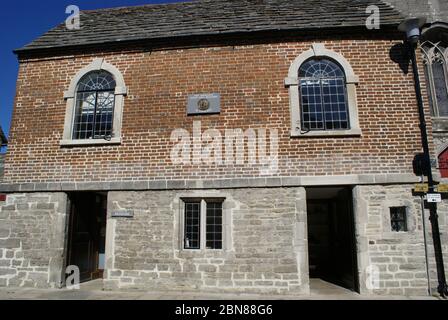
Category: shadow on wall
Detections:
[
  {"x1": 0, "y1": 152, "x2": 5, "y2": 180},
  {"x1": 389, "y1": 42, "x2": 411, "y2": 75}
]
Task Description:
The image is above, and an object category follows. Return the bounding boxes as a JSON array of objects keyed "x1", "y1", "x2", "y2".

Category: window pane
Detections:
[
  {"x1": 206, "y1": 202, "x2": 223, "y2": 250},
  {"x1": 73, "y1": 92, "x2": 96, "y2": 140},
  {"x1": 424, "y1": 64, "x2": 436, "y2": 116},
  {"x1": 94, "y1": 91, "x2": 115, "y2": 138},
  {"x1": 78, "y1": 71, "x2": 116, "y2": 92},
  {"x1": 300, "y1": 79, "x2": 323, "y2": 130},
  {"x1": 432, "y1": 63, "x2": 448, "y2": 117},
  {"x1": 184, "y1": 202, "x2": 201, "y2": 249}
]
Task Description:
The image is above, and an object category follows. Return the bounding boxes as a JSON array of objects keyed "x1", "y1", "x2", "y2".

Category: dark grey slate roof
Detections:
[
  {"x1": 17, "y1": 0, "x2": 404, "y2": 53},
  {"x1": 0, "y1": 127, "x2": 7, "y2": 147},
  {"x1": 385, "y1": 0, "x2": 448, "y2": 24}
]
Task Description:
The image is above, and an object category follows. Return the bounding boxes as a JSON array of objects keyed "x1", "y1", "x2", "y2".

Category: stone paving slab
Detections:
[{"x1": 0, "y1": 287, "x2": 443, "y2": 301}]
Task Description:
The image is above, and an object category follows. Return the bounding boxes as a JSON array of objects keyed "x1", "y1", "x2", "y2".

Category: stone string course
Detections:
[{"x1": 0, "y1": 173, "x2": 423, "y2": 193}]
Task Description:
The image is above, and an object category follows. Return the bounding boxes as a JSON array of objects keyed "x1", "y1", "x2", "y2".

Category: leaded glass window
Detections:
[
  {"x1": 206, "y1": 202, "x2": 223, "y2": 250},
  {"x1": 73, "y1": 71, "x2": 116, "y2": 140},
  {"x1": 390, "y1": 207, "x2": 408, "y2": 232},
  {"x1": 183, "y1": 199, "x2": 224, "y2": 250},
  {"x1": 421, "y1": 41, "x2": 448, "y2": 117},
  {"x1": 184, "y1": 202, "x2": 201, "y2": 250},
  {"x1": 299, "y1": 58, "x2": 350, "y2": 131}
]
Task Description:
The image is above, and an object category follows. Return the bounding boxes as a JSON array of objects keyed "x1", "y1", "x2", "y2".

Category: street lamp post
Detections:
[{"x1": 398, "y1": 17, "x2": 448, "y2": 297}]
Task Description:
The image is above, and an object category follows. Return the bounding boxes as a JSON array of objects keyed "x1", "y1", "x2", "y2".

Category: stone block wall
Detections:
[
  {"x1": 104, "y1": 187, "x2": 309, "y2": 295},
  {"x1": 354, "y1": 184, "x2": 448, "y2": 296},
  {"x1": 0, "y1": 193, "x2": 67, "y2": 288},
  {"x1": 430, "y1": 195, "x2": 448, "y2": 293},
  {"x1": 0, "y1": 185, "x2": 446, "y2": 296}
]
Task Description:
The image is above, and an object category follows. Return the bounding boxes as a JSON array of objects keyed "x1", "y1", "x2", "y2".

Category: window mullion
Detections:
[
  {"x1": 180, "y1": 200, "x2": 185, "y2": 250},
  {"x1": 201, "y1": 200, "x2": 207, "y2": 250},
  {"x1": 320, "y1": 79, "x2": 325, "y2": 130},
  {"x1": 92, "y1": 91, "x2": 99, "y2": 138}
]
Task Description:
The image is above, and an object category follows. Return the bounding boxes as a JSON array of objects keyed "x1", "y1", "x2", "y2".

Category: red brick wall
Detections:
[{"x1": 4, "y1": 36, "x2": 431, "y2": 183}]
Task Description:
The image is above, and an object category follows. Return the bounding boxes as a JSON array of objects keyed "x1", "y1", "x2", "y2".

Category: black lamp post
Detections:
[{"x1": 398, "y1": 17, "x2": 448, "y2": 297}]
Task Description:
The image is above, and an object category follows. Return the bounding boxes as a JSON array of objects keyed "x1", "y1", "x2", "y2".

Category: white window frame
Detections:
[
  {"x1": 179, "y1": 197, "x2": 230, "y2": 252},
  {"x1": 61, "y1": 58, "x2": 127, "y2": 147},
  {"x1": 285, "y1": 43, "x2": 361, "y2": 138}
]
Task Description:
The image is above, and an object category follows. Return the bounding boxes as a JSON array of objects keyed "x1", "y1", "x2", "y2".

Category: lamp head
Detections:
[{"x1": 398, "y1": 17, "x2": 427, "y2": 44}]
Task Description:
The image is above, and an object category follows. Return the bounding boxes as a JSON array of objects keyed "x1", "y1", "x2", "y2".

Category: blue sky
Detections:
[{"x1": 0, "y1": 0, "x2": 184, "y2": 137}]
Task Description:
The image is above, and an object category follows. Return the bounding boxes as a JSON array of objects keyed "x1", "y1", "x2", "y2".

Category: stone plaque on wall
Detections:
[
  {"x1": 187, "y1": 93, "x2": 221, "y2": 115},
  {"x1": 111, "y1": 210, "x2": 134, "y2": 218}
]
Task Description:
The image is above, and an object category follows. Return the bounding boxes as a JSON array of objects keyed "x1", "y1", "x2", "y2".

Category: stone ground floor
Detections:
[
  {"x1": 0, "y1": 181, "x2": 447, "y2": 297},
  {"x1": 0, "y1": 279, "x2": 441, "y2": 300}
]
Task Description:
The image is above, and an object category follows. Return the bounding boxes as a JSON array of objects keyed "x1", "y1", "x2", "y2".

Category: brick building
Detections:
[
  {"x1": 0, "y1": 126, "x2": 6, "y2": 180},
  {"x1": 0, "y1": 0, "x2": 447, "y2": 296},
  {"x1": 387, "y1": 0, "x2": 448, "y2": 178}
]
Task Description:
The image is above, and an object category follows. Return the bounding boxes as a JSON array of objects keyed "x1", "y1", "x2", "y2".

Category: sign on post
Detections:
[
  {"x1": 437, "y1": 184, "x2": 448, "y2": 193},
  {"x1": 427, "y1": 193, "x2": 442, "y2": 203},
  {"x1": 414, "y1": 184, "x2": 429, "y2": 193}
]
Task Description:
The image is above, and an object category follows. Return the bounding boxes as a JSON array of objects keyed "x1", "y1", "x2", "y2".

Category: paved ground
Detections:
[{"x1": 0, "y1": 279, "x2": 443, "y2": 300}]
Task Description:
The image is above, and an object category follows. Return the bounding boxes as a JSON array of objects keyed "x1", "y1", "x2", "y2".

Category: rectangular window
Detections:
[
  {"x1": 184, "y1": 202, "x2": 201, "y2": 250},
  {"x1": 206, "y1": 202, "x2": 223, "y2": 250},
  {"x1": 183, "y1": 199, "x2": 224, "y2": 250},
  {"x1": 390, "y1": 207, "x2": 407, "y2": 232}
]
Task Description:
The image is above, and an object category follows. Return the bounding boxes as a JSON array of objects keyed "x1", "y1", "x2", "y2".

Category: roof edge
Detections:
[
  {"x1": 14, "y1": 23, "x2": 403, "y2": 57},
  {"x1": 0, "y1": 127, "x2": 7, "y2": 147}
]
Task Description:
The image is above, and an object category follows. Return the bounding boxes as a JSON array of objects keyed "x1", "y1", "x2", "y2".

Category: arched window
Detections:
[
  {"x1": 298, "y1": 59, "x2": 349, "y2": 131},
  {"x1": 422, "y1": 41, "x2": 448, "y2": 117},
  {"x1": 421, "y1": 25, "x2": 448, "y2": 118},
  {"x1": 285, "y1": 43, "x2": 361, "y2": 137},
  {"x1": 73, "y1": 71, "x2": 116, "y2": 140},
  {"x1": 61, "y1": 58, "x2": 127, "y2": 146}
]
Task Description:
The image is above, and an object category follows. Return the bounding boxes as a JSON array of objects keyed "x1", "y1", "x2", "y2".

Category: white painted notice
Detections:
[{"x1": 427, "y1": 193, "x2": 442, "y2": 203}]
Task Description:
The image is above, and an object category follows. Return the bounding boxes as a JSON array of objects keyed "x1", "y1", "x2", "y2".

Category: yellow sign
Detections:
[
  {"x1": 414, "y1": 184, "x2": 429, "y2": 193},
  {"x1": 437, "y1": 184, "x2": 448, "y2": 193}
]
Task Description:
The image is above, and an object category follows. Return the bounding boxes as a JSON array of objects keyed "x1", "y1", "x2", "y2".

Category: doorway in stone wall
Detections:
[
  {"x1": 306, "y1": 187, "x2": 359, "y2": 293},
  {"x1": 66, "y1": 192, "x2": 108, "y2": 283}
]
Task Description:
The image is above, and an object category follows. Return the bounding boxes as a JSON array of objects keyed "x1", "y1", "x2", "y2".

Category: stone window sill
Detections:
[
  {"x1": 381, "y1": 231, "x2": 417, "y2": 239},
  {"x1": 177, "y1": 249, "x2": 230, "y2": 259},
  {"x1": 432, "y1": 118, "x2": 448, "y2": 132},
  {"x1": 291, "y1": 128, "x2": 362, "y2": 138},
  {"x1": 60, "y1": 138, "x2": 121, "y2": 147}
]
